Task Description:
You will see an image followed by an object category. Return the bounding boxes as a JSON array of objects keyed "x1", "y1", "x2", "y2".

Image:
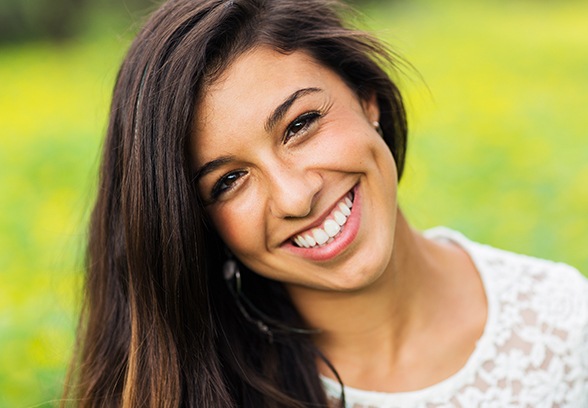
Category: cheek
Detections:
[
  {"x1": 208, "y1": 195, "x2": 266, "y2": 254},
  {"x1": 319, "y1": 121, "x2": 390, "y2": 172},
  {"x1": 372, "y1": 136, "x2": 398, "y2": 179}
]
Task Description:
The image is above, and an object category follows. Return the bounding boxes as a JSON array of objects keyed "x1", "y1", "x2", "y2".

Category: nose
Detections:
[{"x1": 267, "y1": 161, "x2": 322, "y2": 219}]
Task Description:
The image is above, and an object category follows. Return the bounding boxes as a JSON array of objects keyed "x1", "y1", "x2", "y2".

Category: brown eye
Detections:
[
  {"x1": 211, "y1": 170, "x2": 247, "y2": 199},
  {"x1": 284, "y1": 111, "x2": 321, "y2": 143}
]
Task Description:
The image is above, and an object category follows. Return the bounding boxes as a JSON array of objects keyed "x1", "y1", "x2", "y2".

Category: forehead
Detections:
[
  {"x1": 191, "y1": 46, "x2": 350, "y2": 161},
  {"x1": 201, "y1": 46, "x2": 325, "y2": 111}
]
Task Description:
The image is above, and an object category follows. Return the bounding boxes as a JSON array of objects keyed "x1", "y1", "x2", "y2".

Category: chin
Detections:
[{"x1": 327, "y1": 257, "x2": 392, "y2": 293}]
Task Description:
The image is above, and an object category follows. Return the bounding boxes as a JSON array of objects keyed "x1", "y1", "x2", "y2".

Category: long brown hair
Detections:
[{"x1": 64, "y1": 0, "x2": 408, "y2": 406}]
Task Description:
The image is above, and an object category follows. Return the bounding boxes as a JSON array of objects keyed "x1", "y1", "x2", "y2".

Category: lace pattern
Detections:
[{"x1": 322, "y1": 228, "x2": 588, "y2": 407}]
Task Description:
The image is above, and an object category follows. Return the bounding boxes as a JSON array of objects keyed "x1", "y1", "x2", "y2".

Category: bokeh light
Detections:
[{"x1": 0, "y1": 0, "x2": 586, "y2": 406}]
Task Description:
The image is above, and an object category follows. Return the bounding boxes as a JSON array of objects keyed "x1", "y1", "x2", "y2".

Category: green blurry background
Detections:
[{"x1": 1, "y1": 0, "x2": 586, "y2": 406}]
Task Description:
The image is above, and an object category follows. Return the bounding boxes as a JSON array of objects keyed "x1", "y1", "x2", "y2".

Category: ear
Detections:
[{"x1": 360, "y1": 91, "x2": 380, "y2": 124}]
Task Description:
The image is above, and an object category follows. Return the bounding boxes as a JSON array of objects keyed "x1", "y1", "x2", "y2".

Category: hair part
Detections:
[{"x1": 63, "y1": 0, "x2": 407, "y2": 406}]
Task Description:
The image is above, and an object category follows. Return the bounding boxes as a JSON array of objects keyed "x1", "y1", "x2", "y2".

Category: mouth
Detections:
[{"x1": 290, "y1": 188, "x2": 355, "y2": 248}]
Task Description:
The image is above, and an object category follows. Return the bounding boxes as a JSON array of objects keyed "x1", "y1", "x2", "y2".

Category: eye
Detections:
[
  {"x1": 283, "y1": 111, "x2": 322, "y2": 144},
  {"x1": 211, "y1": 170, "x2": 247, "y2": 200}
]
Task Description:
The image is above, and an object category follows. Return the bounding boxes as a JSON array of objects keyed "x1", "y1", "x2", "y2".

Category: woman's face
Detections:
[{"x1": 192, "y1": 46, "x2": 399, "y2": 293}]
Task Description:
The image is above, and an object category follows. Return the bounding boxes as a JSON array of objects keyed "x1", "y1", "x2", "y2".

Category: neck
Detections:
[
  {"x1": 288, "y1": 211, "x2": 428, "y2": 350},
  {"x1": 286, "y1": 211, "x2": 485, "y2": 391}
]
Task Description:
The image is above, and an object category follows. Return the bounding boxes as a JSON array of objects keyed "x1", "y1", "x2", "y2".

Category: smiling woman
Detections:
[
  {"x1": 62, "y1": 0, "x2": 588, "y2": 407},
  {"x1": 193, "y1": 48, "x2": 397, "y2": 286}
]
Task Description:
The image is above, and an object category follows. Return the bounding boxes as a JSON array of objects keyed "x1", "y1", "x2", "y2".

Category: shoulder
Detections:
[
  {"x1": 460, "y1": 231, "x2": 588, "y2": 326},
  {"x1": 477, "y1": 241, "x2": 588, "y2": 338},
  {"x1": 426, "y1": 226, "x2": 588, "y2": 351},
  {"x1": 426, "y1": 227, "x2": 588, "y2": 404},
  {"x1": 425, "y1": 226, "x2": 588, "y2": 309},
  {"x1": 428, "y1": 228, "x2": 588, "y2": 359}
]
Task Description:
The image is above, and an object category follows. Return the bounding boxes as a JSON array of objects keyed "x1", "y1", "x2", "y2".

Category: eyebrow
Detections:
[
  {"x1": 195, "y1": 87, "x2": 323, "y2": 181},
  {"x1": 264, "y1": 87, "x2": 323, "y2": 133},
  {"x1": 194, "y1": 155, "x2": 235, "y2": 181}
]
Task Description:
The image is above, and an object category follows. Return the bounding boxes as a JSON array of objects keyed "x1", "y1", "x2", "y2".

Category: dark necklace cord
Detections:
[
  {"x1": 224, "y1": 258, "x2": 321, "y2": 341},
  {"x1": 313, "y1": 348, "x2": 347, "y2": 408},
  {"x1": 223, "y1": 257, "x2": 346, "y2": 406}
]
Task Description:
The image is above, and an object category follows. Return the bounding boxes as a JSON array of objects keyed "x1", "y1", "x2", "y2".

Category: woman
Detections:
[{"x1": 64, "y1": 0, "x2": 588, "y2": 406}]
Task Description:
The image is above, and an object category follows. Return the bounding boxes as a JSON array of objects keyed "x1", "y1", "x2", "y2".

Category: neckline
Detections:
[{"x1": 321, "y1": 227, "x2": 498, "y2": 404}]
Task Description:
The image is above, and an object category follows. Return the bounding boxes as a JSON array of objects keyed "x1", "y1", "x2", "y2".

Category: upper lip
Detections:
[{"x1": 281, "y1": 185, "x2": 355, "y2": 245}]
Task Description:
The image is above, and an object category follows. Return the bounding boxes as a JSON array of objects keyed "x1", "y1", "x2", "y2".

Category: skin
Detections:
[{"x1": 191, "y1": 46, "x2": 487, "y2": 392}]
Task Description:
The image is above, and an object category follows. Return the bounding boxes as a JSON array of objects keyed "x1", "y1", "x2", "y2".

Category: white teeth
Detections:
[
  {"x1": 324, "y1": 219, "x2": 340, "y2": 237},
  {"x1": 293, "y1": 236, "x2": 302, "y2": 247},
  {"x1": 304, "y1": 234, "x2": 316, "y2": 246},
  {"x1": 313, "y1": 228, "x2": 329, "y2": 245},
  {"x1": 333, "y1": 211, "x2": 346, "y2": 226},
  {"x1": 291, "y1": 190, "x2": 355, "y2": 248},
  {"x1": 297, "y1": 235, "x2": 309, "y2": 248},
  {"x1": 338, "y1": 202, "x2": 351, "y2": 216}
]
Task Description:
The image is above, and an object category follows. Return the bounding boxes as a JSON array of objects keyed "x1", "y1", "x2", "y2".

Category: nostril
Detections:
[
  {"x1": 267, "y1": 165, "x2": 322, "y2": 219},
  {"x1": 269, "y1": 184, "x2": 317, "y2": 219}
]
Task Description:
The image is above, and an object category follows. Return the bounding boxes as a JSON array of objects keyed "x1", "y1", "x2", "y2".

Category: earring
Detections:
[
  {"x1": 223, "y1": 257, "x2": 241, "y2": 293},
  {"x1": 223, "y1": 255, "x2": 320, "y2": 342},
  {"x1": 373, "y1": 121, "x2": 383, "y2": 137},
  {"x1": 224, "y1": 256, "x2": 273, "y2": 342}
]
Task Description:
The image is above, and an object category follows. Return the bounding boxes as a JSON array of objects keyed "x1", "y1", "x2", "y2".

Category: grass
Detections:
[
  {"x1": 0, "y1": 35, "x2": 130, "y2": 407},
  {"x1": 363, "y1": 0, "x2": 588, "y2": 269},
  {"x1": 1, "y1": 0, "x2": 586, "y2": 406}
]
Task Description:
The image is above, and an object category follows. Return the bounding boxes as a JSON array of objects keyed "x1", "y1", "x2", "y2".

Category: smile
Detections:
[{"x1": 292, "y1": 191, "x2": 354, "y2": 248}]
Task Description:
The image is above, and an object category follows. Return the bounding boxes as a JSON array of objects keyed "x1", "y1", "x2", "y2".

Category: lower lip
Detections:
[{"x1": 282, "y1": 184, "x2": 361, "y2": 262}]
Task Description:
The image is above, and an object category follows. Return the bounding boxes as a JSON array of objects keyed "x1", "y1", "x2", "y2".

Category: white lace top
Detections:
[{"x1": 322, "y1": 227, "x2": 588, "y2": 407}]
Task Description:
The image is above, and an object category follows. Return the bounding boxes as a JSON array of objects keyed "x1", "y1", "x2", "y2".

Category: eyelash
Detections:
[
  {"x1": 210, "y1": 170, "x2": 247, "y2": 201},
  {"x1": 283, "y1": 111, "x2": 322, "y2": 144},
  {"x1": 208, "y1": 111, "x2": 323, "y2": 202}
]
